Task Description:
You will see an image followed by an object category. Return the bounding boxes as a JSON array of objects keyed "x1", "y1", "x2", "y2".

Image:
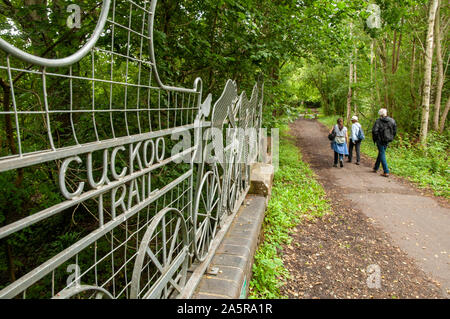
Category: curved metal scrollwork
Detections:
[
  {"x1": 53, "y1": 285, "x2": 114, "y2": 299},
  {"x1": 0, "y1": 0, "x2": 111, "y2": 68}
]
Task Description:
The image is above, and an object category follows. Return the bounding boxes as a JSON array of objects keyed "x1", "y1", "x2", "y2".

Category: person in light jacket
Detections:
[
  {"x1": 330, "y1": 118, "x2": 349, "y2": 168},
  {"x1": 348, "y1": 115, "x2": 362, "y2": 165}
]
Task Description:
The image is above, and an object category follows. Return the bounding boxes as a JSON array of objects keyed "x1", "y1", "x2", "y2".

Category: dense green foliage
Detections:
[
  {"x1": 271, "y1": 0, "x2": 449, "y2": 198},
  {"x1": 274, "y1": 1, "x2": 449, "y2": 137},
  {"x1": 249, "y1": 125, "x2": 331, "y2": 299}
]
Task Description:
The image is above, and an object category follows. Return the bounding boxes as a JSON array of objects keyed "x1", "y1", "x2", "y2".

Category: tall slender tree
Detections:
[
  {"x1": 433, "y1": 0, "x2": 444, "y2": 131},
  {"x1": 419, "y1": 0, "x2": 439, "y2": 146},
  {"x1": 439, "y1": 97, "x2": 450, "y2": 133}
]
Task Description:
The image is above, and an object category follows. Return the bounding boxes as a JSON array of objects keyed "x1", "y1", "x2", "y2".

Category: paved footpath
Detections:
[{"x1": 289, "y1": 118, "x2": 450, "y2": 298}]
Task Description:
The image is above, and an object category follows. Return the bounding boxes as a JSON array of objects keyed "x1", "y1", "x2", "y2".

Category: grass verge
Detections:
[
  {"x1": 318, "y1": 115, "x2": 449, "y2": 198},
  {"x1": 248, "y1": 125, "x2": 331, "y2": 299}
]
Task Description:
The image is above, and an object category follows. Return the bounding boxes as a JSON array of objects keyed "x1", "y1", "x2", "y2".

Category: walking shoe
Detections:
[
  {"x1": 381, "y1": 173, "x2": 390, "y2": 178},
  {"x1": 372, "y1": 168, "x2": 378, "y2": 173},
  {"x1": 340, "y1": 160, "x2": 343, "y2": 168},
  {"x1": 355, "y1": 162, "x2": 360, "y2": 165},
  {"x1": 333, "y1": 164, "x2": 338, "y2": 168},
  {"x1": 347, "y1": 159, "x2": 352, "y2": 163}
]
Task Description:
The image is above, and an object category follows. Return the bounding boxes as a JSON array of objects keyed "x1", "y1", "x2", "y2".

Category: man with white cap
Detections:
[{"x1": 348, "y1": 115, "x2": 363, "y2": 165}]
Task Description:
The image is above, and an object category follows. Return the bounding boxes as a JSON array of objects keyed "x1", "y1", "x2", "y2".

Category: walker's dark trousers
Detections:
[{"x1": 348, "y1": 140, "x2": 361, "y2": 163}]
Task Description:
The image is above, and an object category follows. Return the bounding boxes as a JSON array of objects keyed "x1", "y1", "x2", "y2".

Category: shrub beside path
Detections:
[{"x1": 281, "y1": 118, "x2": 449, "y2": 299}]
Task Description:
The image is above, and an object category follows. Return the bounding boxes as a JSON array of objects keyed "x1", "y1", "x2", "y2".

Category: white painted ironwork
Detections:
[{"x1": 0, "y1": 0, "x2": 263, "y2": 299}]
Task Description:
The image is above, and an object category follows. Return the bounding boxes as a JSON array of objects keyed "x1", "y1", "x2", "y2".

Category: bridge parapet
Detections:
[{"x1": 0, "y1": 0, "x2": 264, "y2": 299}]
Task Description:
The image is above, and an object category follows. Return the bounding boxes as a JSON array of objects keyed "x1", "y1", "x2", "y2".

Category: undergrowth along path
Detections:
[{"x1": 249, "y1": 126, "x2": 331, "y2": 299}]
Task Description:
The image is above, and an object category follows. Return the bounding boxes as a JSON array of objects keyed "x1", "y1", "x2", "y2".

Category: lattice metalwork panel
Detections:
[{"x1": 0, "y1": 0, "x2": 263, "y2": 299}]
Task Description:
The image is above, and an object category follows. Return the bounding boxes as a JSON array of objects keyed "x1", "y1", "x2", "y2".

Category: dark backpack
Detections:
[
  {"x1": 357, "y1": 126, "x2": 365, "y2": 141},
  {"x1": 328, "y1": 130, "x2": 336, "y2": 141},
  {"x1": 380, "y1": 120, "x2": 394, "y2": 144}
]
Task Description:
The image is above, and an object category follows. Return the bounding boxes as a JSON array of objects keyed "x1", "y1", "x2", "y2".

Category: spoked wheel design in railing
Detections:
[
  {"x1": 130, "y1": 208, "x2": 188, "y2": 299},
  {"x1": 243, "y1": 163, "x2": 251, "y2": 191},
  {"x1": 53, "y1": 285, "x2": 114, "y2": 299},
  {"x1": 193, "y1": 167, "x2": 221, "y2": 262},
  {"x1": 227, "y1": 153, "x2": 241, "y2": 215}
]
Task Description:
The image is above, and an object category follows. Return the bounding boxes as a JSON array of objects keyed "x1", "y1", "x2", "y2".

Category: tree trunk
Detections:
[
  {"x1": 23, "y1": 0, "x2": 51, "y2": 48},
  {"x1": 390, "y1": 25, "x2": 403, "y2": 119},
  {"x1": 4, "y1": 242, "x2": 16, "y2": 283},
  {"x1": 0, "y1": 79, "x2": 18, "y2": 282},
  {"x1": 392, "y1": 30, "x2": 397, "y2": 73},
  {"x1": 374, "y1": 40, "x2": 381, "y2": 110},
  {"x1": 392, "y1": 19, "x2": 404, "y2": 74},
  {"x1": 395, "y1": 30, "x2": 403, "y2": 73},
  {"x1": 207, "y1": 5, "x2": 220, "y2": 87},
  {"x1": 410, "y1": 37, "x2": 417, "y2": 109},
  {"x1": 439, "y1": 97, "x2": 450, "y2": 133},
  {"x1": 346, "y1": 55, "x2": 354, "y2": 125},
  {"x1": 353, "y1": 48, "x2": 358, "y2": 114},
  {"x1": 419, "y1": 0, "x2": 439, "y2": 146},
  {"x1": 370, "y1": 40, "x2": 374, "y2": 83},
  {"x1": 378, "y1": 38, "x2": 390, "y2": 111},
  {"x1": 433, "y1": 0, "x2": 444, "y2": 131}
]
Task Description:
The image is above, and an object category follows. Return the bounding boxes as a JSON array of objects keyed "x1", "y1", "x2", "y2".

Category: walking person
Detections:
[
  {"x1": 371, "y1": 108, "x2": 397, "y2": 177},
  {"x1": 330, "y1": 118, "x2": 349, "y2": 168},
  {"x1": 348, "y1": 115, "x2": 363, "y2": 165}
]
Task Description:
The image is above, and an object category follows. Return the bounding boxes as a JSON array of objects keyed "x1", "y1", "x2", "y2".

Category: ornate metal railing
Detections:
[{"x1": 0, "y1": 0, "x2": 263, "y2": 299}]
